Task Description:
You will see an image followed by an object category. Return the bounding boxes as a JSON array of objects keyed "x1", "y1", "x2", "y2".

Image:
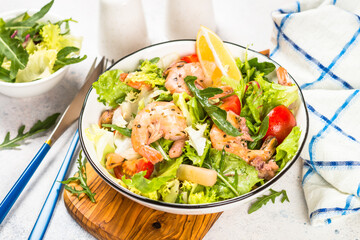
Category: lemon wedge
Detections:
[{"x1": 196, "y1": 26, "x2": 241, "y2": 86}]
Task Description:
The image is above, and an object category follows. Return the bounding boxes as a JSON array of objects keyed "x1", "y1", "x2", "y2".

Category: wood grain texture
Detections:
[{"x1": 64, "y1": 163, "x2": 222, "y2": 240}]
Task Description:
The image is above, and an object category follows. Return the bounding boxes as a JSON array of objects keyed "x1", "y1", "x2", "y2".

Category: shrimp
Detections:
[
  {"x1": 164, "y1": 61, "x2": 211, "y2": 94},
  {"x1": 209, "y1": 85, "x2": 234, "y2": 100},
  {"x1": 276, "y1": 67, "x2": 292, "y2": 86},
  {"x1": 131, "y1": 101, "x2": 187, "y2": 164},
  {"x1": 169, "y1": 139, "x2": 186, "y2": 158},
  {"x1": 210, "y1": 111, "x2": 278, "y2": 164}
]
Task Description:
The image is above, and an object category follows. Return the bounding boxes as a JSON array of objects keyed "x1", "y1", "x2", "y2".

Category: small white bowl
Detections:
[
  {"x1": 79, "y1": 40, "x2": 309, "y2": 215},
  {"x1": 0, "y1": 10, "x2": 72, "y2": 98}
]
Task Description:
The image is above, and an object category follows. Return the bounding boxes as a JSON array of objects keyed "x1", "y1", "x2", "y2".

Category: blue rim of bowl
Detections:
[{"x1": 79, "y1": 39, "x2": 309, "y2": 210}]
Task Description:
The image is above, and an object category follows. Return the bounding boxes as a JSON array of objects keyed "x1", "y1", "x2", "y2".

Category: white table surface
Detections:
[{"x1": 0, "y1": 0, "x2": 359, "y2": 239}]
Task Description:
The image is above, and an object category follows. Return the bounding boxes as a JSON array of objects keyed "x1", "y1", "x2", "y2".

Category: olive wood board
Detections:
[{"x1": 63, "y1": 163, "x2": 223, "y2": 240}]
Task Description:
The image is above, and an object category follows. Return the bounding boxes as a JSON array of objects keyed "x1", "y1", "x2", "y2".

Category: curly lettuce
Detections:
[
  {"x1": 127, "y1": 58, "x2": 165, "y2": 87},
  {"x1": 15, "y1": 48, "x2": 57, "y2": 82},
  {"x1": 275, "y1": 126, "x2": 301, "y2": 171},
  {"x1": 93, "y1": 69, "x2": 138, "y2": 107}
]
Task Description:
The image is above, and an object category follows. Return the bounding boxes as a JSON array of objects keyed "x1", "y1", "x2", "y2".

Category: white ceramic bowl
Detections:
[
  {"x1": 0, "y1": 10, "x2": 71, "y2": 98},
  {"x1": 79, "y1": 40, "x2": 309, "y2": 215}
]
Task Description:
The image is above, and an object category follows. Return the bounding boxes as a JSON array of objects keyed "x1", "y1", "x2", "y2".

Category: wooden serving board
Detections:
[{"x1": 63, "y1": 163, "x2": 222, "y2": 240}]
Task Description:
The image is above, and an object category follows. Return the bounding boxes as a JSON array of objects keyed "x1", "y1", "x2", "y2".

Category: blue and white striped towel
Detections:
[{"x1": 270, "y1": 0, "x2": 360, "y2": 226}]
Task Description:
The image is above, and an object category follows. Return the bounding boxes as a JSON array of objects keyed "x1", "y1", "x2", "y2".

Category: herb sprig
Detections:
[
  {"x1": 248, "y1": 189, "x2": 289, "y2": 214},
  {"x1": 0, "y1": 112, "x2": 60, "y2": 150},
  {"x1": 185, "y1": 76, "x2": 241, "y2": 137},
  {"x1": 101, "y1": 123, "x2": 132, "y2": 137},
  {"x1": 61, "y1": 151, "x2": 96, "y2": 202}
]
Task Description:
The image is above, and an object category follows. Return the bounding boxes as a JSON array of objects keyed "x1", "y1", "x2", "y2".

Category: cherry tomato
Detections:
[
  {"x1": 136, "y1": 159, "x2": 154, "y2": 178},
  {"x1": 114, "y1": 158, "x2": 154, "y2": 179},
  {"x1": 180, "y1": 54, "x2": 199, "y2": 63},
  {"x1": 114, "y1": 165, "x2": 124, "y2": 179},
  {"x1": 264, "y1": 105, "x2": 296, "y2": 143},
  {"x1": 220, "y1": 95, "x2": 241, "y2": 115}
]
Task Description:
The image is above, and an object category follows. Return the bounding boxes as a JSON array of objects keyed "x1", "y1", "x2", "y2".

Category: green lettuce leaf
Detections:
[
  {"x1": 155, "y1": 156, "x2": 184, "y2": 178},
  {"x1": 93, "y1": 69, "x2": 138, "y2": 107},
  {"x1": 122, "y1": 171, "x2": 174, "y2": 194},
  {"x1": 173, "y1": 92, "x2": 205, "y2": 127},
  {"x1": 15, "y1": 48, "x2": 57, "y2": 82},
  {"x1": 127, "y1": 58, "x2": 165, "y2": 87},
  {"x1": 240, "y1": 81, "x2": 263, "y2": 125},
  {"x1": 256, "y1": 74, "x2": 299, "y2": 115},
  {"x1": 85, "y1": 124, "x2": 115, "y2": 166},
  {"x1": 188, "y1": 97, "x2": 206, "y2": 125},
  {"x1": 158, "y1": 179, "x2": 180, "y2": 203},
  {"x1": 39, "y1": 23, "x2": 82, "y2": 52},
  {"x1": 173, "y1": 92, "x2": 192, "y2": 126},
  {"x1": 184, "y1": 140, "x2": 211, "y2": 167},
  {"x1": 179, "y1": 181, "x2": 218, "y2": 204},
  {"x1": 275, "y1": 126, "x2": 301, "y2": 171},
  {"x1": 205, "y1": 149, "x2": 261, "y2": 200}
]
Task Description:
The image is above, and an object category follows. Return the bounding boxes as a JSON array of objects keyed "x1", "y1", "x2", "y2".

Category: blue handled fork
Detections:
[{"x1": 0, "y1": 57, "x2": 104, "y2": 225}]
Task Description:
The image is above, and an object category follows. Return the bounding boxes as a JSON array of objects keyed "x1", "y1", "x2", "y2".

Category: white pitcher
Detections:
[
  {"x1": 98, "y1": 0, "x2": 149, "y2": 60},
  {"x1": 165, "y1": 0, "x2": 216, "y2": 40}
]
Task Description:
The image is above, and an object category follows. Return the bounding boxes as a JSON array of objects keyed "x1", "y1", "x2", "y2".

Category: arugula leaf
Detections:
[
  {"x1": 204, "y1": 149, "x2": 261, "y2": 199},
  {"x1": 61, "y1": 150, "x2": 96, "y2": 202},
  {"x1": 0, "y1": 112, "x2": 60, "y2": 149},
  {"x1": 101, "y1": 124, "x2": 132, "y2": 137},
  {"x1": 5, "y1": 0, "x2": 54, "y2": 30},
  {"x1": 248, "y1": 116, "x2": 269, "y2": 149},
  {"x1": 185, "y1": 76, "x2": 241, "y2": 137},
  {"x1": 53, "y1": 46, "x2": 87, "y2": 71},
  {"x1": 0, "y1": 31, "x2": 29, "y2": 79},
  {"x1": 0, "y1": 66, "x2": 11, "y2": 82},
  {"x1": 248, "y1": 189, "x2": 289, "y2": 214},
  {"x1": 247, "y1": 58, "x2": 276, "y2": 76}
]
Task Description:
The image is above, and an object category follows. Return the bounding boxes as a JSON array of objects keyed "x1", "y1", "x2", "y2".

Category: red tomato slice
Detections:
[
  {"x1": 114, "y1": 165, "x2": 124, "y2": 179},
  {"x1": 180, "y1": 54, "x2": 199, "y2": 63},
  {"x1": 136, "y1": 159, "x2": 155, "y2": 179},
  {"x1": 119, "y1": 72, "x2": 152, "y2": 90},
  {"x1": 220, "y1": 95, "x2": 241, "y2": 115},
  {"x1": 264, "y1": 105, "x2": 296, "y2": 143},
  {"x1": 114, "y1": 158, "x2": 154, "y2": 179},
  {"x1": 119, "y1": 73, "x2": 128, "y2": 81}
]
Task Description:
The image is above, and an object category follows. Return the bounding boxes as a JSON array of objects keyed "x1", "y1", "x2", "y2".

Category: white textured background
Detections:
[{"x1": 0, "y1": 0, "x2": 359, "y2": 239}]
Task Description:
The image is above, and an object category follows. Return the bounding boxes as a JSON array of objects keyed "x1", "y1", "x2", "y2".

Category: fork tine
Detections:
[{"x1": 84, "y1": 57, "x2": 98, "y2": 80}]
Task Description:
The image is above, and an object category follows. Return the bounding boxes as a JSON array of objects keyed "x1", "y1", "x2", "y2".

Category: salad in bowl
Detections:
[
  {"x1": 0, "y1": 0, "x2": 86, "y2": 97},
  {"x1": 80, "y1": 27, "x2": 308, "y2": 214}
]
